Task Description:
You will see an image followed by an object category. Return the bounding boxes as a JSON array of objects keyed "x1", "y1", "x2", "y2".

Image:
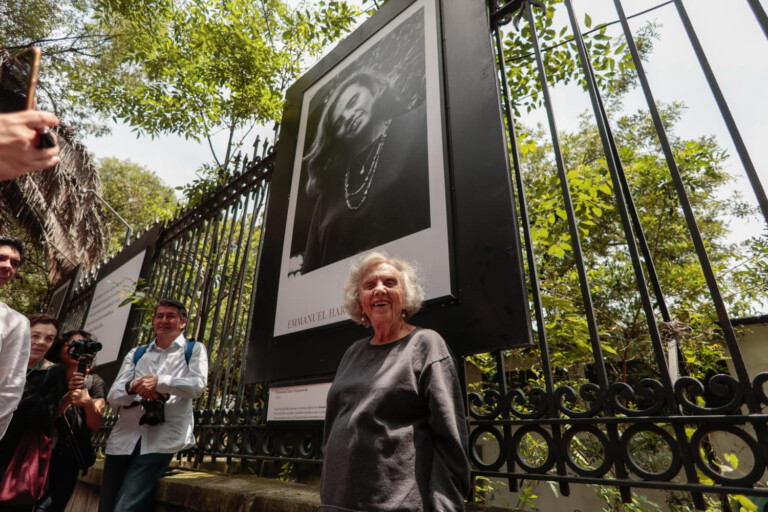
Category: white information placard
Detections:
[
  {"x1": 267, "y1": 382, "x2": 332, "y2": 421},
  {"x1": 84, "y1": 250, "x2": 146, "y2": 365}
]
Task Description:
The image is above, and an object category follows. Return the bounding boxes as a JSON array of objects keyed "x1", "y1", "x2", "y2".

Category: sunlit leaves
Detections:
[
  {"x1": 502, "y1": 0, "x2": 659, "y2": 115},
  {"x1": 66, "y1": 0, "x2": 359, "y2": 170},
  {"x1": 98, "y1": 157, "x2": 177, "y2": 254},
  {"x1": 517, "y1": 101, "x2": 766, "y2": 380}
]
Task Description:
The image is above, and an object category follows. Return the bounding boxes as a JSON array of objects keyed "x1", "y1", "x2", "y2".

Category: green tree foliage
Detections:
[
  {"x1": 98, "y1": 157, "x2": 177, "y2": 254},
  {"x1": 517, "y1": 103, "x2": 765, "y2": 382},
  {"x1": 67, "y1": 0, "x2": 359, "y2": 173},
  {"x1": 1, "y1": 0, "x2": 114, "y2": 135},
  {"x1": 501, "y1": 0, "x2": 658, "y2": 115},
  {"x1": 4, "y1": 0, "x2": 358, "y2": 164},
  {"x1": 0, "y1": 0, "x2": 64, "y2": 47}
]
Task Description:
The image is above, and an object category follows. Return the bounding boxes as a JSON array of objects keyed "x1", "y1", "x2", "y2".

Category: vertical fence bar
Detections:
[
  {"x1": 216, "y1": 193, "x2": 253, "y2": 408},
  {"x1": 186, "y1": 217, "x2": 213, "y2": 321},
  {"x1": 152, "y1": 243, "x2": 175, "y2": 309},
  {"x1": 523, "y1": 1, "x2": 610, "y2": 392},
  {"x1": 209, "y1": 197, "x2": 245, "y2": 407},
  {"x1": 178, "y1": 226, "x2": 203, "y2": 311},
  {"x1": 673, "y1": 0, "x2": 768, "y2": 225},
  {"x1": 746, "y1": 0, "x2": 768, "y2": 39},
  {"x1": 562, "y1": 1, "x2": 692, "y2": 501},
  {"x1": 223, "y1": 189, "x2": 262, "y2": 410},
  {"x1": 204, "y1": 199, "x2": 242, "y2": 410},
  {"x1": 234, "y1": 181, "x2": 270, "y2": 410},
  {"x1": 157, "y1": 238, "x2": 182, "y2": 301},
  {"x1": 668, "y1": 0, "x2": 761, "y2": 410},
  {"x1": 562, "y1": 0, "x2": 674, "y2": 393},
  {"x1": 193, "y1": 214, "x2": 223, "y2": 344},
  {"x1": 490, "y1": 6, "x2": 570, "y2": 496}
]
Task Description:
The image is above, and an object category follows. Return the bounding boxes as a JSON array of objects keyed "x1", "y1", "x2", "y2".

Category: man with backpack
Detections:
[{"x1": 99, "y1": 298, "x2": 208, "y2": 512}]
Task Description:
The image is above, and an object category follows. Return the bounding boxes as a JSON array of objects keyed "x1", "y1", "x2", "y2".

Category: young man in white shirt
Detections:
[
  {"x1": 99, "y1": 298, "x2": 208, "y2": 512},
  {"x1": 0, "y1": 236, "x2": 30, "y2": 440}
]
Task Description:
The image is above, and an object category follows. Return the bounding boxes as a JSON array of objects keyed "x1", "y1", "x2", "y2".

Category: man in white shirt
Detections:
[
  {"x1": 99, "y1": 298, "x2": 208, "y2": 512},
  {"x1": 0, "y1": 236, "x2": 30, "y2": 440}
]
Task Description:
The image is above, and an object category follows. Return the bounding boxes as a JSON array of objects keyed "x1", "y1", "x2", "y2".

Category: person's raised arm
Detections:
[
  {"x1": 63, "y1": 372, "x2": 106, "y2": 431},
  {"x1": 0, "y1": 314, "x2": 29, "y2": 438},
  {"x1": 107, "y1": 348, "x2": 141, "y2": 408},
  {"x1": 0, "y1": 110, "x2": 59, "y2": 181}
]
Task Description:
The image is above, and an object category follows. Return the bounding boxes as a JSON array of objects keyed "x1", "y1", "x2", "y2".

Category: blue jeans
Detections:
[{"x1": 98, "y1": 441, "x2": 173, "y2": 512}]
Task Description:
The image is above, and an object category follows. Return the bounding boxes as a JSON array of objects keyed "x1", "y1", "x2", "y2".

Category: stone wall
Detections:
[{"x1": 66, "y1": 460, "x2": 509, "y2": 512}]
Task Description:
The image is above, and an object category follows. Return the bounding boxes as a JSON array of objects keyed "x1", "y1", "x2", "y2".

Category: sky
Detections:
[
  {"x1": 81, "y1": 0, "x2": 768, "y2": 238},
  {"x1": 517, "y1": 0, "x2": 768, "y2": 240}
]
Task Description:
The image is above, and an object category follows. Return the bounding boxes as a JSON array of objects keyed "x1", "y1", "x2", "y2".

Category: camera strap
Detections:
[
  {"x1": 133, "y1": 338, "x2": 196, "y2": 368},
  {"x1": 125, "y1": 340, "x2": 196, "y2": 409}
]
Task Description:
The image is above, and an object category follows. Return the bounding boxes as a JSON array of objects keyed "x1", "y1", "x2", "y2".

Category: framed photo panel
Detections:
[
  {"x1": 247, "y1": 0, "x2": 533, "y2": 384},
  {"x1": 276, "y1": 0, "x2": 450, "y2": 336},
  {"x1": 47, "y1": 266, "x2": 80, "y2": 320}
]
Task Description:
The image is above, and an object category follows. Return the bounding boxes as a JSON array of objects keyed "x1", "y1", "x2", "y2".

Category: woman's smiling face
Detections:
[
  {"x1": 359, "y1": 262, "x2": 405, "y2": 328},
  {"x1": 29, "y1": 322, "x2": 57, "y2": 367},
  {"x1": 330, "y1": 81, "x2": 375, "y2": 142}
]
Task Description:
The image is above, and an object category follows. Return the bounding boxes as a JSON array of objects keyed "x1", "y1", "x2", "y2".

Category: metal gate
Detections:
[{"x1": 64, "y1": 0, "x2": 768, "y2": 509}]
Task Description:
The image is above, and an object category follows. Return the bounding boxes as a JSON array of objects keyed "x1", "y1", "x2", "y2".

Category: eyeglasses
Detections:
[{"x1": 153, "y1": 313, "x2": 180, "y2": 321}]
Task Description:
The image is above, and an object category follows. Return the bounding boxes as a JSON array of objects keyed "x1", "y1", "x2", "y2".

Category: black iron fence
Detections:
[{"x1": 64, "y1": 0, "x2": 768, "y2": 509}]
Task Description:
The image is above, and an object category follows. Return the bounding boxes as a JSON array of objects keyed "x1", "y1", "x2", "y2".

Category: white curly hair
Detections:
[{"x1": 343, "y1": 251, "x2": 425, "y2": 327}]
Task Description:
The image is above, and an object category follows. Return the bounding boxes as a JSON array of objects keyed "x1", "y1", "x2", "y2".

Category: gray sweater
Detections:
[{"x1": 321, "y1": 328, "x2": 470, "y2": 511}]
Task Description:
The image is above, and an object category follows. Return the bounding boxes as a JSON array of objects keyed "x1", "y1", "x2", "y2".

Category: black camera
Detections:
[
  {"x1": 68, "y1": 337, "x2": 102, "y2": 375},
  {"x1": 68, "y1": 338, "x2": 102, "y2": 359},
  {"x1": 139, "y1": 395, "x2": 167, "y2": 426}
]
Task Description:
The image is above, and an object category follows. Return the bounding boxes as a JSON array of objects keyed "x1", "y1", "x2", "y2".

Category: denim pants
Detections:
[{"x1": 98, "y1": 441, "x2": 173, "y2": 512}]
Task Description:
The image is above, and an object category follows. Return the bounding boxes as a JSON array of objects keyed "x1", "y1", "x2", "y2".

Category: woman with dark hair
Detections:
[
  {"x1": 321, "y1": 251, "x2": 469, "y2": 511},
  {"x1": 299, "y1": 71, "x2": 431, "y2": 274},
  {"x1": 0, "y1": 314, "x2": 67, "y2": 510},
  {"x1": 35, "y1": 330, "x2": 105, "y2": 512}
]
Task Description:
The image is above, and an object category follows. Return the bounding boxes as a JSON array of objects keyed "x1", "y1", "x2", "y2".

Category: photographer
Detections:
[
  {"x1": 36, "y1": 330, "x2": 105, "y2": 512},
  {"x1": 99, "y1": 299, "x2": 208, "y2": 512}
]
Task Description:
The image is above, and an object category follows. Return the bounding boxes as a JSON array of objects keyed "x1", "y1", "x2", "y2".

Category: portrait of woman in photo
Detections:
[{"x1": 298, "y1": 70, "x2": 430, "y2": 274}]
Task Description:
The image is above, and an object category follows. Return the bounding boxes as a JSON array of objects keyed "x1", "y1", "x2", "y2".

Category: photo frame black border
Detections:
[
  {"x1": 274, "y1": 1, "x2": 452, "y2": 338},
  {"x1": 47, "y1": 266, "x2": 81, "y2": 321},
  {"x1": 247, "y1": 0, "x2": 532, "y2": 384}
]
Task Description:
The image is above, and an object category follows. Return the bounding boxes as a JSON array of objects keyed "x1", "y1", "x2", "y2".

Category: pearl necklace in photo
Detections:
[{"x1": 344, "y1": 119, "x2": 392, "y2": 211}]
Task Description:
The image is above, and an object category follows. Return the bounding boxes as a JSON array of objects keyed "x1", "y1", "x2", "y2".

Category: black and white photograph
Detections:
[
  {"x1": 274, "y1": 0, "x2": 453, "y2": 337},
  {"x1": 288, "y1": 11, "x2": 430, "y2": 275},
  {"x1": 248, "y1": 0, "x2": 533, "y2": 382}
]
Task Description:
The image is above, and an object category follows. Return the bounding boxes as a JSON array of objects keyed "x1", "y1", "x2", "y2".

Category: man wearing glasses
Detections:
[{"x1": 99, "y1": 298, "x2": 208, "y2": 512}]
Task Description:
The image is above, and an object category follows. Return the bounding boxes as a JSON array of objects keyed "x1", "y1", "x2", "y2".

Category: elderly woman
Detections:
[
  {"x1": 299, "y1": 71, "x2": 430, "y2": 274},
  {"x1": 0, "y1": 314, "x2": 67, "y2": 510},
  {"x1": 321, "y1": 252, "x2": 470, "y2": 511}
]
